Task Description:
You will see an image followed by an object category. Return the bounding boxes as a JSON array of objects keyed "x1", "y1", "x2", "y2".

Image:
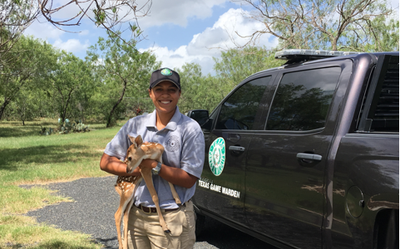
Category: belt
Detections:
[{"x1": 136, "y1": 204, "x2": 180, "y2": 214}]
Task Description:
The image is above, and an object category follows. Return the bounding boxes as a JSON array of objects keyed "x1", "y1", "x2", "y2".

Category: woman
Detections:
[{"x1": 100, "y1": 67, "x2": 205, "y2": 249}]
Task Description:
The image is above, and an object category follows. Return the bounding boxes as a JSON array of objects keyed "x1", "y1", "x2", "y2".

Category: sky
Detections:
[
  {"x1": 24, "y1": 0, "x2": 399, "y2": 76},
  {"x1": 23, "y1": 0, "x2": 277, "y2": 75}
]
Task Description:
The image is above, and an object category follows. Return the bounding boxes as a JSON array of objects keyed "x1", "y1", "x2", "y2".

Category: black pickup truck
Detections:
[{"x1": 187, "y1": 50, "x2": 399, "y2": 249}]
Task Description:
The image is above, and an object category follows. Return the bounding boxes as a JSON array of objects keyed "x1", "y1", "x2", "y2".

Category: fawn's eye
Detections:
[{"x1": 127, "y1": 157, "x2": 132, "y2": 161}]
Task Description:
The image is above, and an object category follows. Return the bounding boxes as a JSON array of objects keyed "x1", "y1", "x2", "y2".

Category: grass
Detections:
[{"x1": 0, "y1": 119, "x2": 125, "y2": 248}]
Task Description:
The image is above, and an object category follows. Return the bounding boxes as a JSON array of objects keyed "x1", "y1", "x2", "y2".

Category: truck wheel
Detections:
[
  {"x1": 375, "y1": 209, "x2": 399, "y2": 249},
  {"x1": 195, "y1": 211, "x2": 206, "y2": 238}
]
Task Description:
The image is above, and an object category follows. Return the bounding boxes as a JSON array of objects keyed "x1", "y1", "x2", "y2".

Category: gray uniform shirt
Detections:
[{"x1": 104, "y1": 107, "x2": 205, "y2": 209}]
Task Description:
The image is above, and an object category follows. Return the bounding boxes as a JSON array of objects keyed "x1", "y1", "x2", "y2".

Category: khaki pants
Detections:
[{"x1": 127, "y1": 201, "x2": 196, "y2": 249}]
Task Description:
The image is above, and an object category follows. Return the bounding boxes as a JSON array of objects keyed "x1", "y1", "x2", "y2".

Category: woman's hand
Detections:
[
  {"x1": 140, "y1": 159, "x2": 198, "y2": 188},
  {"x1": 139, "y1": 159, "x2": 157, "y2": 170},
  {"x1": 100, "y1": 153, "x2": 142, "y2": 177}
]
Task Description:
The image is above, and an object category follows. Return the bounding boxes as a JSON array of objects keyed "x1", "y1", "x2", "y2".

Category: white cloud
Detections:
[
  {"x1": 24, "y1": 20, "x2": 64, "y2": 41},
  {"x1": 187, "y1": 28, "x2": 230, "y2": 56},
  {"x1": 24, "y1": 2, "x2": 279, "y2": 75},
  {"x1": 24, "y1": 14, "x2": 92, "y2": 56},
  {"x1": 141, "y1": 45, "x2": 188, "y2": 68},
  {"x1": 79, "y1": 30, "x2": 90, "y2": 36},
  {"x1": 141, "y1": 8, "x2": 278, "y2": 75},
  {"x1": 53, "y1": 39, "x2": 90, "y2": 54},
  {"x1": 137, "y1": 0, "x2": 228, "y2": 28},
  {"x1": 211, "y1": 8, "x2": 277, "y2": 48}
]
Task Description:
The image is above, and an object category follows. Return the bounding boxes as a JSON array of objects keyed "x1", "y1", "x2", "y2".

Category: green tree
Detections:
[
  {"x1": 87, "y1": 33, "x2": 160, "y2": 127},
  {"x1": 178, "y1": 47, "x2": 283, "y2": 114},
  {"x1": 8, "y1": 87, "x2": 39, "y2": 125},
  {"x1": 0, "y1": 0, "x2": 39, "y2": 59},
  {"x1": 51, "y1": 51, "x2": 93, "y2": 124},
  {"x1": 177, "y1": 63, "x2": 234, "y2": 113},
  {"x1": 213, "y1": 46, "x2": 281, "y2": 94},
  {"x1": 0, "y1": 35, "x2": 56, "y2": 120},
  {"x1": 1, "y1": 0, "x2": 150, "y2": 55},
  {"x1": 199, "y1": 74, "x2": 238, "y2": 112},
  {"x1": 236, "y1": 0, "x2": 397, "y2": 51},
  {"x1": 177, "y1": 63, "x2": 204, "y2": 112},
  {"x1": 344, "y1": 14, "x2": 399, "y2": 52}
]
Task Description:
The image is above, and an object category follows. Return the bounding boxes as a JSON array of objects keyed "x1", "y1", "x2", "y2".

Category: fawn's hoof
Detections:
[
  {"x1": 175, "y1": 199, "x2": 182, "y2": 205},
  {"x1": 164, "y1": 229, "x2": 171, "y2": 234}
]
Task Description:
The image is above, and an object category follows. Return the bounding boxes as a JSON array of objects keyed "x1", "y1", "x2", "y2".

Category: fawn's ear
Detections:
[
  {"x1": 135, "y1": 135, "x2": 143, "y2": 147},
  {"x1": 128, "y1": 135, "x2": 136, "y2": 146}
]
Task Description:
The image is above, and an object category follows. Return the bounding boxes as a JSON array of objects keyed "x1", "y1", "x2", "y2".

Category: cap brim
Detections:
[{"x1": 150, "y1": 79, "x2": 180, "y2": 89}]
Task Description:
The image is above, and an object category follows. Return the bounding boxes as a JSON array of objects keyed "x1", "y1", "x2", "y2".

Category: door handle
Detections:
[
  {"x1": 229, "y1": 146, "x2": 245, "y2": 152},
  {"x1": 296, "y1": 153, "x2": 322, "y2": 161}
]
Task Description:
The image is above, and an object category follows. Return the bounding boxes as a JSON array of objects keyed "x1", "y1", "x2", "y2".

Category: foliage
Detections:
[
  {"x1": 39, "y1": 126, "x2": 56, "y2": 136},
  {"x1": 57, "y1": 119, "x2": 90, "y2": 134},
  {"x1": 345, "y1": 14, "x2": 399, "y2": 52},
  {"x1": 4, "y1": 30, "x2": 396, "y2": 126},
  {"x1": 86, "y1": 32, "x2": 160, "y2": 127},
  {"x1": 178, "y1": 63, "x2": 223, "y2": 113},
  {"x1": 9, "y1": 89, "x2": 38, "y2": 126},
  {"x1": 177, "y1": 47, "x2": 283, "y2": 114},
  {"x1": 51, "y1": 51, "x2": 95, "y2": 124},
  {"x1": 213, "y1": 46, "x2": 281, "y2": 94},
  {"x1": 1, "y1": 0, "x2": 151, "y2": 57},
  {"x1": 0, "y1": 40, "x2": 292, "y2": 123},
  {"x1": 0, "y1": 35, "x2": 57, "y2": 120},
  {"x1": 0, "y1": 0, "x2": 39, "y2": 63},
  {"x1": 236, "y1": 0, "x2": 398, "y2": 51}
]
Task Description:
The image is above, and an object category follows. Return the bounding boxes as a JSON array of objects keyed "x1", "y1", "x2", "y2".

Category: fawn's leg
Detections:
[
  {"x1": 168, "y1": 182, "x2": 182, "y2": 205},
  {"x1": 122, "y1": 197, "x2": 135, "y2": 249},
  {"x1": 122, "y1": 180, "x2": 140, "y2": 249},
  {"x1": 114, "y1": 185, "x2": 127, "y2": 249},
  {"x1": 115, "y1": 177, "x2": 138, "y2": 249},
  {"x1": 157, "y1": 157, "x2": 181, "y2": 205},
  {"x1": 140, "y1": 168, "x2": 171, "y2": 233}
]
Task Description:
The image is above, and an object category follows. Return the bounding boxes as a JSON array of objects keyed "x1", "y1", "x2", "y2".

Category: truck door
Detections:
[
  {"x1": 245, "y1": 64, "x2": 350, "y2": 248},
  {"x1": 195, "y1": 75, "x2": 274, "y2": 225}
]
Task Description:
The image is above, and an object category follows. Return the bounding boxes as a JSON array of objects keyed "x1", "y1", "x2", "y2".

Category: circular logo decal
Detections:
[
  {"x1": 208, "y1": 137, "x2": 226, "y2": 176},
  {"x1": 161, "y1": 68, "x2": 173, "y2": 76},
  {"x1": 165, "y1": 135, "x2": 180, "y2": 152}
]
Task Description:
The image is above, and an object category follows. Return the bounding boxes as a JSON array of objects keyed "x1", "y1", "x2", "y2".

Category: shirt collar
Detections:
[{"x1": 146, "y1": 106, "x2": 181, "y2": 131}]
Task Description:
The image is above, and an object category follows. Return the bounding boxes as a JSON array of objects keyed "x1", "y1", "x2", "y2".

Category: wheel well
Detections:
[{"x1": 374, "y1": 209, "x2": 399, "y2": 249}]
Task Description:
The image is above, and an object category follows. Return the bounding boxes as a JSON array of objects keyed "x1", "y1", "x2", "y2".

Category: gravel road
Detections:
[{"x1": 23, "y1": 176, "x2": 275, "y2": 249}]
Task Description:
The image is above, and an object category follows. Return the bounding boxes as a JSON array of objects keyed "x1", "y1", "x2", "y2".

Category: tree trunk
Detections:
[
  {"x1": 106, "y1": 80, "x2": 127, "y2": 128},
  {"x1": 0, "y1": 99, "x2": 11, "y2": 120},
  {"x1": 59, "y1": 87, "x2": 76, "y2": 125}
]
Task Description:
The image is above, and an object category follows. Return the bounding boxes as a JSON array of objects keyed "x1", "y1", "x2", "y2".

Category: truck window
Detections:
[
  {"x1": 266, "y1": 67, "x2": 341, "y2": 131},
  {"x1": 357, "y1": 55, "x2": 399, "y2": 132},
  {"x1": 216, "y1": 76, "x2": 271, "y2": 130}
]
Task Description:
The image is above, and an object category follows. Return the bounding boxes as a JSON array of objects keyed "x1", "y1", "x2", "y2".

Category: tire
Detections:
[
  {"x1": 194, "y1": 209, "x2": 206, "y2": 238},
  {"x1": 375, "y1": 210, "x2": 399, "y2": 249}
]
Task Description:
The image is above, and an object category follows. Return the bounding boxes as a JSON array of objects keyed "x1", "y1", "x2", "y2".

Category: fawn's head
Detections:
[{"x1": 125, "y1": 135, "x2": 146, "y2": 173}]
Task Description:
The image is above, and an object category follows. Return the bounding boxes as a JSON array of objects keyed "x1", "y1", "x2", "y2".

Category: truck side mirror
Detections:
[{"x1": 186, "y1": 109, "x2": 210, "y2": 128}]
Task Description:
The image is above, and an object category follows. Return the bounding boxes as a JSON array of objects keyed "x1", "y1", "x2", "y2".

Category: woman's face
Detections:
[{"x1": 149, "y1": 81, "x2": 181, "y2": 115}]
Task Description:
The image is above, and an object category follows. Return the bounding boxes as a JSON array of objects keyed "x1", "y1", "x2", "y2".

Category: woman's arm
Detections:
[
  {"x1": 139, "y1": 159, "x2": 198, "y2": 188},
  {"x1": 100, "y1": 153, "x2": 141, "y2": 177}
]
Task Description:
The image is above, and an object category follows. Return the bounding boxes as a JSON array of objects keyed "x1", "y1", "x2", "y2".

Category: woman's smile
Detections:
[{"x1": 149, "y1": 81, "x2": 181, "y2": 116}]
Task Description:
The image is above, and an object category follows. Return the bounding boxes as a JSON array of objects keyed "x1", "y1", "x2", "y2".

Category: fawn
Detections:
[{"x1": 114, "y1": 135, "x2": 181, "y2": 249}]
